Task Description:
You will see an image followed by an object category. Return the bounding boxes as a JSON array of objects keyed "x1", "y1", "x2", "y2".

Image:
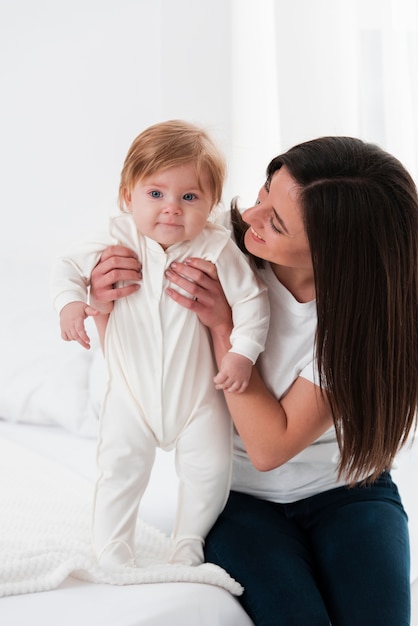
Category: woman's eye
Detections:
[
  {"x1": 150, "y1": 190, "x2": 162, "y2": 198},
  {"x1": 269, "y1": 215, "x2": 282, "y2": 234},
  {"x1": 183, "y1": 193, "x2": 196, "y2": 201}
]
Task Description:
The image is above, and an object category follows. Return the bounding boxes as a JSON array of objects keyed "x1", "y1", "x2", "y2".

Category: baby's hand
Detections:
[
  {"x1": 214, "y1": 352, "x2": 252, "y2": 393},
  {"x1": 59, "y1": 301, "x2": 100, "y2": 350}
]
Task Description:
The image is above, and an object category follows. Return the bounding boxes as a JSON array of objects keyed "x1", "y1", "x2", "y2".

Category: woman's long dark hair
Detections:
[{"x1": 265, "y1": 137, "x2": 418, "y2": 482}]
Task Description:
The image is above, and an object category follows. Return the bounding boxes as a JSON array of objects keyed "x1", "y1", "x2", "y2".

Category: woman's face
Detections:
[{"x1": 242, "y1": 166, "x2": 312, "y2": 272}]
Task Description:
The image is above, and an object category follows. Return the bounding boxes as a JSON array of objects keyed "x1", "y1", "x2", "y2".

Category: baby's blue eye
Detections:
[
  {"x1": 150, "y1": 190, "x2": 162, "y2": 198},
  {"x1": 183, "y1": 193, "x2": 196, "y2": 201}
]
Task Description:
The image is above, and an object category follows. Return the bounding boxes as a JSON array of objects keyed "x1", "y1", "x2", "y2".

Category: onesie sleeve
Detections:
[
  {"x1": 215, "y1": 239, "x2": 270, "y2": 364},
  {"x1": 51, "y1": 228, "x2": 116, "y2": 314}
]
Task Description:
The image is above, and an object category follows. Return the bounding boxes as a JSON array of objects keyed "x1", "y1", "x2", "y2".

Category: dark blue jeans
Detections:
[{"x1": 205, "y1": 473, "x2": 410, "y2": 626}]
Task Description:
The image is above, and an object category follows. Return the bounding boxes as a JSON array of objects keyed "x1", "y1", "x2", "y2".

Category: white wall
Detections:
[
  {"x1": 1, "y1": 0, "x2": 417, "y2": 262},
  {"x1": 0, "y1": 0, "x2": 232, "y2": 262}
]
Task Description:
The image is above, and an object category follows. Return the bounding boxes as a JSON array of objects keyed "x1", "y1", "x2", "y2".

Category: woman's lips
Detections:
[{"x1": 249, "y1": 226, "x2": 265, "y2": 242}]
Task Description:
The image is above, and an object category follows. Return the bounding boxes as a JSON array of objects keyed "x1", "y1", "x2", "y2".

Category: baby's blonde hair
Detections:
[{"x1": 118, "y1": 120, "x2": 226, "y2": 211}]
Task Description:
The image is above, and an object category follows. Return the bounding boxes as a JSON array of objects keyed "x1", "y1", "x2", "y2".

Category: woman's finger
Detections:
[
  {"x1": 99, "y1": 245, "x2": 139, "y2": 263},
  {"x1": 92, "y1": 255, "x2": 141, "y2": 281},
  {"x1": 165, "y1": 268, "x2": 211, "y2": 306},
  {"x1": 166, "y1": 259, "x2": 220, "y2": 303},
  {"x1": 182, "y1": 257, "x2": 220, "y2": 279}
]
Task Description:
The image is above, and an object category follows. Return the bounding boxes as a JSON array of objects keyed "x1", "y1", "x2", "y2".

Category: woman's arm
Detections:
[{"x1": 165, "y1": 258, "x2": 333, "y2": 471}]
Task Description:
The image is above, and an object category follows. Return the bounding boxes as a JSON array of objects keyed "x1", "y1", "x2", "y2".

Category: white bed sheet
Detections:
[
  {"x1": 0, "y1": 421, "x2": 253, "y2": 626},
  {"x1": 2, "y1": 578, "x2": 248, "y2": 626}
]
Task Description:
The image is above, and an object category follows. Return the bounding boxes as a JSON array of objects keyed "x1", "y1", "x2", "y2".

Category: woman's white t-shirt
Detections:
[{"x1": 231, "y1": 261, "x2": 346, "y2": 503}]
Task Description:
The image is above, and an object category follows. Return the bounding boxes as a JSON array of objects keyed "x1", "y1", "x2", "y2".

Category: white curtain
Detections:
[
  {"x1": 0, "y1": 0, "x2": 417, "y2": 260},
  {"x1": 230, "y1": 0, "x2": 418, "y2": 206}
]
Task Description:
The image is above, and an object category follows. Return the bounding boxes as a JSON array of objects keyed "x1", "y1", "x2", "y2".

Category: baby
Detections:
[{"x1": 51, "y1": 120, "x2": 269, "y2": 569}]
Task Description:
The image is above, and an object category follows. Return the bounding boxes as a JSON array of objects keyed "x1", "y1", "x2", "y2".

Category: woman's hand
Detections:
[
  {"x1": 165, "y1": 257, "x2": 232, "y2": 334},
  {"x1": 89, "y1": 245, "x2": 141, "y2": 351},
  {"x1": 90, "y1": 245, "x2": 142, "y2": 313}
]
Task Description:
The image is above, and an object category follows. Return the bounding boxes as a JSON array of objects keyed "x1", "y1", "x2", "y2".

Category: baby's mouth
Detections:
[{"x1": 158, "y1": 221, "x2": 182, "y2": 228}]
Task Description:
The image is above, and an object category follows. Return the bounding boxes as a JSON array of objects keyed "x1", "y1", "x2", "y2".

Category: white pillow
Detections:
[{"x1": 0, "y1": 259, "x2": 103, "y2": 437}]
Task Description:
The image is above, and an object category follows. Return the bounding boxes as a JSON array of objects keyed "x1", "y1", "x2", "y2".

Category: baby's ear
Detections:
[{"x1": 123, "y1": 187, "x2": 132, "y2": 211}]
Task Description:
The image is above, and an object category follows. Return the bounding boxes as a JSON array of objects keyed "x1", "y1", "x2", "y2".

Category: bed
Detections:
[{"x1": 0, "y1": 259, "x2": 417, "y2": 625}]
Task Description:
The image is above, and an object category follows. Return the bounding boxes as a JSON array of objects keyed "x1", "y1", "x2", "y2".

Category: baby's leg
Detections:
[
  {"x1": 92, "y1": 384, "x2": 156, "y2": 568},
  {"x1": 170, "y1": 406, "x2": 232, "y2": 565}
]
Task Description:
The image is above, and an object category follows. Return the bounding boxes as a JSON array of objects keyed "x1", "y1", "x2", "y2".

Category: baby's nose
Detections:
[{"x1": 163, "y1": 202, "x2": 182, "y2": 214}]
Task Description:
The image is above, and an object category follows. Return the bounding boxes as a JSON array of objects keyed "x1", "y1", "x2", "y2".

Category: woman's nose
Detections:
[
  {"x1": 241, "y1": 206, "x2": 253, "y2": 223},
  {"x1": 242, "y1": 203, "x2": 265, "y2": 224}
]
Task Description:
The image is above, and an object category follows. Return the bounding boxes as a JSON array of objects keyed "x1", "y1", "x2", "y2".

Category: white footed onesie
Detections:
[{"x1": 51, "y1": 213, "x2": 269, "y2": 568}]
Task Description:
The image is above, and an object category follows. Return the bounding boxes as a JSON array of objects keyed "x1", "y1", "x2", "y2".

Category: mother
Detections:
[{"x1": 90, "y1": 136, "x2": 418, "y2": 625}]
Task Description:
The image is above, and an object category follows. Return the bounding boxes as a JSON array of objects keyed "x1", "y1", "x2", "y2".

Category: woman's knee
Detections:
[{"x1": 204, "y1": 492, "x2": 330, "y2": 626}]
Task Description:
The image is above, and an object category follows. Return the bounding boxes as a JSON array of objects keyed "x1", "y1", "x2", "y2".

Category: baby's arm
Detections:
[
  {"x1": 214, "y1": 352, "x2": 253, "y2": 393},
  {"x1": 59, "y1": 301, "x2": 100, "y2": 350}
]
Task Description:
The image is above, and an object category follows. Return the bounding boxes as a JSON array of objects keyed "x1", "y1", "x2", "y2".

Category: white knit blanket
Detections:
[{"x1": 0, "y1": 437, "x2": 243, "y2": 598}]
